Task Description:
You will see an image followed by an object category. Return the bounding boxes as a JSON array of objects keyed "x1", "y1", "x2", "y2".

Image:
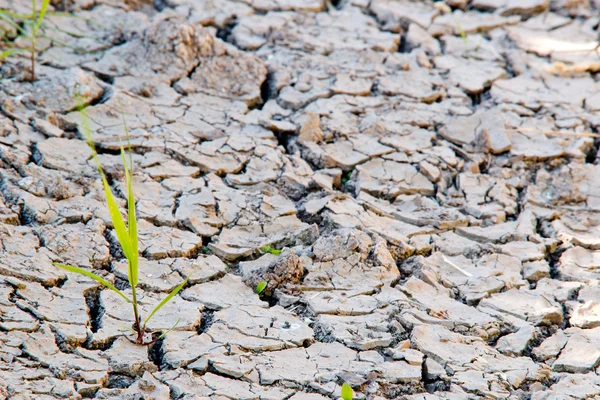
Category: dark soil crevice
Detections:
[
  {"x1": 85, "y1": 287, "x2": 104, "y2": 333},
  {"x1": 148, "y1": 335, "x2": 166, "y2": 370},
  {"x1": 92, "y1": 71, "x2": 115, "y2": 85},
  {"x1": 106, "y1": 373, "x2": 136, "y2": 389},
  {"x1": 197, "y1": 310, "x2": 215, "y2": 334},
  {"x1": 585, "y1": 137, "x2": 600, "y2": 164},
  {"x1": 468, "y1": 87, "x2": 492, "y2": 107},
  {"x1": 258, "y1": 70, "x2": 276, "y2": 109},
  {"x1": 398, "y1": 34, "x2": 408, "y2": 53},
  {"x1": 216, "y1": 18, "x2": 238, "y2": 44}
]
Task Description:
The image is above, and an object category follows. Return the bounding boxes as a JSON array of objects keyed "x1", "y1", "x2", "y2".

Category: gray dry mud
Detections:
[{"x1": 1, "y1": 0, "x2": 600, "y2": 399}]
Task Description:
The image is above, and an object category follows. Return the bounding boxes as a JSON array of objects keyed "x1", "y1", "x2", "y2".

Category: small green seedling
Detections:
[
  {"x1": 255, "y1": 281, "x2": 268, "y2": 295},
  {"x1": 0, "y1": 0, "x2": 50, "y2": 81},
  {"x1": 341, "y1": 171, "x2": 352, "y2": 184},
  {"x1": 454, "y1": 17, "x2": 468, "y2": 53},
  {"x1": 261, "y1": 245, "x2": 282, "y2": 255},
  {"x1": 29, "y1": 0, "x2": 49, "y2": 81},
  {"x1": 341, "y1": 382, "x2": 354, "y2": 400},
  {"x1": 53, "y1": 108, "x2": 188, "y2": 345}
]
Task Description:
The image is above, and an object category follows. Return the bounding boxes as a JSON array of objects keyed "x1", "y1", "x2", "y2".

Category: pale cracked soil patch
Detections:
[{"x1": 1, "y1": 0, "x2": 600, "y2": 398}]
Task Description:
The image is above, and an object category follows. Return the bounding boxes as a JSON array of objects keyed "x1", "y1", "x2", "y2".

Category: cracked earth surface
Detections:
[{"x1": 1, "y1": 0, "x2": 600, "y2": 398}]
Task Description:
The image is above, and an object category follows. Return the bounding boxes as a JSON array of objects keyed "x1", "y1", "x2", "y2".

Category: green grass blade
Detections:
[
  {"x1": 255, "y1": 281, "x2": 267, "y2": 295},
  {"x1": 143, "y1": 277, "x2": 189, "y2": 328},
  {"x1": 0, "y1": 12, "x2": 27, "y2": 36},
  {"x1": 101, "y1": 175, "x2": 133, "y2": 264},
  {"x1": 341, "y1": 382, "x2": 354, "y2": 400},
  {"x1": 118, "y1": 106, "x2": 138, "y2": 288},
  {"x1": 0, "y1": 9, "x2": 34, "y2": 19},
  {"x1": 76, "y1": 109, "x2": 134, "y2": 284},
  {"x1": 118, "y1": 324, "x2": 136, "y2": 333},
  {"x1": 0, "y1": 48, "x2": 26, "y2": 58},
  {"x1": 33, "y1": 0, "x2": 50, "y2": 36},
  {"x1": 127, "y1": 173, "x2": 138, "y2": 286},
  {"x1": 454, "y1": 17, "x2": 468, "y2": 52},
  {"x1": 156, "y1": 318, "x2": 181, "y2": 341},
  {"x1": 53, "y1": 263, "x2": 131, "y2": 304},
  {"x1": 120, "y1": 143, "x2": 138, "y2": 287}
]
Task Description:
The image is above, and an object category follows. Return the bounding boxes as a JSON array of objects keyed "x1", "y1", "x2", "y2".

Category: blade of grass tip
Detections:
[
  {"x1": 79, "y1": 110, "x2": 106, "y2": 176},
  {"x1": 156, "y1": 318, "x2": 181, "y2": 341},
  {"x1": 0, "y1": 13, "x2": 27, "y2": 36},
  {"x1": 118, "y1": 324, "x2": 136, "y2": 333},
  {"x1": 0, "y1": 48, "x2": 26, "y2": 59},
  {"x1": 143, "y1": 277, "x2": 189, "y2": 329},
  {"x1": 0, "y1": 9, "x2": 34, "y2": 19},
  {"x1": 453, "y1": 17, "x2": 468, "y2": 52},
  {"x1": 33, "y1": 0, "x2": 50, "y2": 36},
  {"x1": 127, "y1": 172, "x2": 138, "y2": 286},
  {"x1": 53, "y1": 263, "x2": 132, "y2": 303},
  {"x1": 119, "y1": 101, "x2": 133, "y2": 170},
  {"x1": 119, "y1": 103, "x2": 138, "y2": 288}
]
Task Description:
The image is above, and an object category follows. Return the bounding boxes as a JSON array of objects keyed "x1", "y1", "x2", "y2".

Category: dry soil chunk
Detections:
[{"x1": 478, "y1": 289, "x2": 563, "y2": 326}]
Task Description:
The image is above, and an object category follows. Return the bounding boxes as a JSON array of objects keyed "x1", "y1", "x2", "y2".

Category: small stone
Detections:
[
  {"x1": 479, "y1": 289, "x2": 563, "y2": 326},
  {"x1": 570, "y1": 302, "x2": 600, "y2": 329},
  {"x1": 419, "y1": 161, "x2": 441, "y2": 183},
  {"x1": 424, "y1": 357, "x2": 447, "y2": 380},
  {"x1": 496, "y1": 324, "x2": 536, "y2": 356},
  {"x1": 406, "y1": 23, "x2": 441, "y2": 55},
  {"x1": 522, "y1": 260, "x2": 551, "y2": 282},
  {"x1": 359, "y1": 351, "x2": 385, "y2": 363},
  {"x1": 103, "y1": 338, "x2": 157, "y2": 376},
  {"x1": 298, "y1": 113, "x2": 324, "y2": 145},
  {"x1": 553, "y1": 328, "x2": 600, "y2": 373}
]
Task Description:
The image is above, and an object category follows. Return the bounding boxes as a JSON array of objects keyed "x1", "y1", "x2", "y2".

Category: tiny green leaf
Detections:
[
  {"x1": 143, "y1": 277, "x2": 189, "y2": 328},
  {"x1": 117, "y1": 324, "x2": 136, "y2": 333},
  {"x1": 261, "y1": 245, "x2": 281, "y2": 255},
  {"x1": 33, "y1": 0, "x2": 50, "y2": 36},
  {"x1": 120, "y1": 142, "x2": 138, "y2": 288},
  {"x1": 255, "y1": 281, "x2": 267, "y2": 295},
  {"x1": 156, "y1": 318, "x2": 181, "y2": 341},
  {"x1": 101, "y1": 175, "x2": 133, "y2": 264},
  {"x1": 341, "y1": 382, "x2": 353, "y2": 400},
  {"x1": 0, "y1": 48, "x2": 26, "y2": 59},
  {"x1": 53, "y1": 263, "x2": 131, "y2": 304}
]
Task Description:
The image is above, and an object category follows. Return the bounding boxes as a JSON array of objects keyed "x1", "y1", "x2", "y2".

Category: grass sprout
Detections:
[
  {"x1": 0, "y1": 0, "x2": 50, "y2": 81},
  {"x1": 454, "y1": 17, "x2": 468, "y2": 53},
  {"x1": 341, "y1": 382, "x2": 354, "y2": 400},
  {"x1": 53, "y1": 107, "x2": 189, "y2": 346},
  {"x1": 261, "y1": 245, "x2": 282, "y2": 255},
  {"x1": 255, "y1": 281, "x2": 268, "y2": 295}
]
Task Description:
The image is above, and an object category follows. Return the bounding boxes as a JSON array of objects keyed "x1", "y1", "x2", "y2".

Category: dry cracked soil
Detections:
[{"x1": 1, "y1": 0, "x2": 600, "y2": 399}]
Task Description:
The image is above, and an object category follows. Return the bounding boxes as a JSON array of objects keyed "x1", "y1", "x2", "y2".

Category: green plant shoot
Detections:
[
  {"x1": 261, "y1": 245, "x2": 282, "y2": 255},
  {"x1": 53, "y1": 108, "x2": 188, "y2": 345},
  {"x1": 341, "y1": 382, "x2": 353, "y2": 400},
  {"x1": 255, "y1": 281, "x2": 268, "y2": 295},
  {"x1": 454, "y1": 17, "x2": 468, "y2": 53},
  {"x1": 0, "y1": 0, "x2": 53, "y2": 81},
  {"x1": 30, "y1": 0, "x2": 49, "y2": 81}
]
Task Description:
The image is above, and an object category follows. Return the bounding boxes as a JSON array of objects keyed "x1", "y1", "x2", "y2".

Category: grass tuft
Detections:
[{"x1": 53, "y1": 107, "x2": 188, "y2": 346}]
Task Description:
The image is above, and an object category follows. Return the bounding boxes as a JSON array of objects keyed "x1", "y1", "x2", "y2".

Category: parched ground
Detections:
[{"x1": 1, "y1": 0, "x2": 600, "y2": 398}]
